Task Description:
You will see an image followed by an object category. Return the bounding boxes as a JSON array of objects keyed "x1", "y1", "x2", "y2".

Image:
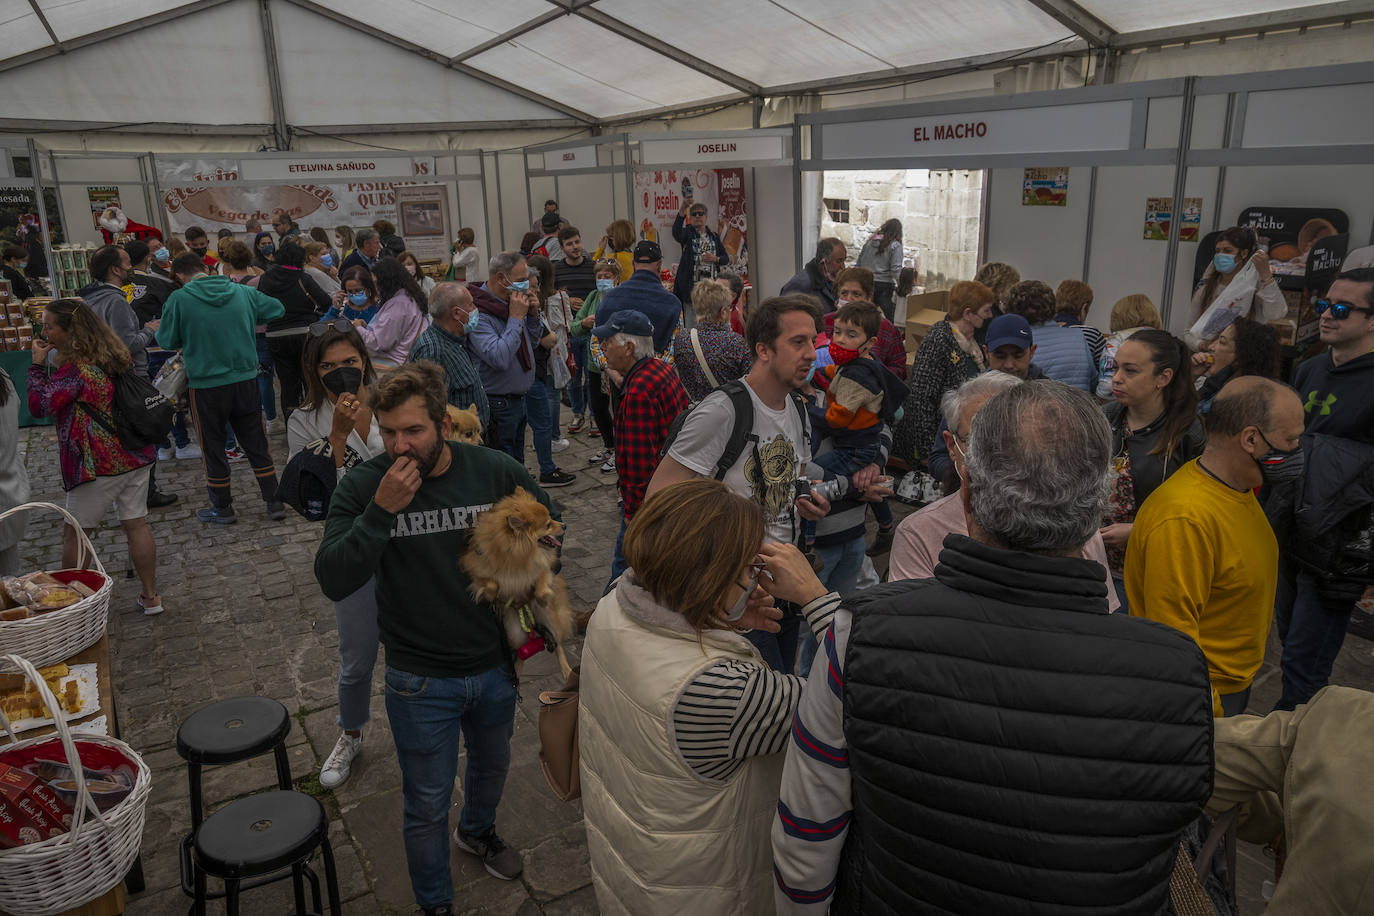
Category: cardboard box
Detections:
[{"x1": 904, "y1": 290, "x2": 951, "y2": 353}]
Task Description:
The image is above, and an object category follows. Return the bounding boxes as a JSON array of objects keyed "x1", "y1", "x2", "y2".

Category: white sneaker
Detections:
[
  {"x1": 266, "y1": 418, "x2": 284, "y2": 435},
  {"x1": 157, "y1": 447, "x2": 174, "y2": 461},
  {"x1": 319, "y1": 733, "x2": 362, "y2": 789},
  {"x1": 551, "y1": 437, "x2": 570, "y2": 453},
  {"x1": 600, "y1": 456, "x2": 616, "y2": 473},
  {"x1": 175, "y1": 444, "x2": 202, "y2": 460}
]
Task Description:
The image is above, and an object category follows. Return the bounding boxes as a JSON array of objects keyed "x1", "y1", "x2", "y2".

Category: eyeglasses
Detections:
[
  {"x1": 309, "y1": 318, "x2": 353, "y2": 336},
  {"x1": 725, "y1": 558, "x2": 768, "y2": 622},
  {"x1": 1315, "y1": 298, "x2": 1373, "y2": 320}
]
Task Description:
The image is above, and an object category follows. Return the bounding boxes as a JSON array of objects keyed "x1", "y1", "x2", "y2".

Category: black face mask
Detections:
[
  {"x1": 322, "y1": 366, "x2": 363, "y2": 397},
  {"x1": 1255, "y1": 430, "x2": 1304, "y2": 486}
]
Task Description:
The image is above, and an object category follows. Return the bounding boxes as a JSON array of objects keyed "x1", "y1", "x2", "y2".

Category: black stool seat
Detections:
[
  {"x1": 177, "y1": 696, "x2": 291, "y2": 765},
  {"x1": 195, "y1": 791, "x2": 327, "y2": 879}
]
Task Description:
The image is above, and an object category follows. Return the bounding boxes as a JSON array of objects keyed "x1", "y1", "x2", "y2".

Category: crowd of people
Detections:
[{"x1": 2, "y1": 202, "x2": 1372, "y2": 916}]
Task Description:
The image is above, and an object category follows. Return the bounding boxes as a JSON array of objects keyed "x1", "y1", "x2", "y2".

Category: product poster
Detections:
[
  {"x1": 1237, "y1": 206, "x2": 1348, "y2": 278},
  {"x1": 162, "y1": 181, "x2": 430, "y2": 239},
  {"x1": 633, "y1": 167, "x2": 749, "y2": 283},
  {"x1": 86, "y1": 186, "x2": 121, "y2": 227},
  {"x1": 1021, "y1": 168, "x2": 1068, "y2": 206},
  {"x1": 0, "y1": 185, "x2": 39, "y2": 249},
  {"x1": 392, "y1": 184, "x2": 451, "y2": 262},
  {"x1": 1143, "y1": 197, "x2": 1202, "y2": 242}
]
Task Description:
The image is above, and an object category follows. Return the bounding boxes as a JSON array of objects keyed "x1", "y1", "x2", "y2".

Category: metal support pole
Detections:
[
  {"x1": 1211, "y1": 93, "x2": 1237, "y2": 233},
  {"x1": 522, "y1": 153, "x2": 532, "y2": 230},
  {"x1": 1081, "y1": 166, "x2": 1098, "y2": 281},
  {"x1": 259, "y1": 0, "x2": 291, "y2": 150},
  {"x1": 1159, "y1": 76, "x2": 1198, "y2": 328},
  {"x1": 27, "y1": 139, "x2": 56, "y2": 296},
  {"x1": 792, "y1": 115, "x2": 803, "y2": 271},
  {"x1": 622, "y1": 137, "x2": 634, "y2": 224},
  {"x1": 494, "y1": 153, "x2": 506, "y2": 251},
  {"x1": 479, "y1": 152, "x2": 493, "y2": 257},
  {"x1": 751, "y1": 97, "x2": 763, "y2": 130}
]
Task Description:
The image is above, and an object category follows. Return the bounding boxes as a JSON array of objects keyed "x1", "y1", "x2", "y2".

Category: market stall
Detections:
[
  {"x1": 794, "y1": 62, "x2": 1374, "y2": 336},
  {"x1": 630, "y1": 127, "x2": 796, "y2": 303},
  {"x1": 521, "y1": 134, "x2": 634, "y2": 258}
]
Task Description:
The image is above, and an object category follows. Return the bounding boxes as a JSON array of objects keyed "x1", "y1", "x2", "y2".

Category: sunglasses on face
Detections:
[
  {"x1": 1315, "y1": 299, "x2": 1374, "y2": 320},
  {"x1": 309, "y1": 318, "x2": 354, "y2": 336}
]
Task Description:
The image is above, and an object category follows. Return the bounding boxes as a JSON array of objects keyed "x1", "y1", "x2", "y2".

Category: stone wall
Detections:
[{"x1": 821, "y1": 169, "x2": 984, "y2": 292}]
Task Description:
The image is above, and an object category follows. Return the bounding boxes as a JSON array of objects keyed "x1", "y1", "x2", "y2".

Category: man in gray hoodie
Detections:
[{"x1": 80, "y1": 244, "x2": 177, "y2": 508}]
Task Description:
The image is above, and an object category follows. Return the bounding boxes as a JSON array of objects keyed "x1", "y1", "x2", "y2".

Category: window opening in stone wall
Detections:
[{"x1": 823, "y1": 197, "x2": 850, "y2": 223}]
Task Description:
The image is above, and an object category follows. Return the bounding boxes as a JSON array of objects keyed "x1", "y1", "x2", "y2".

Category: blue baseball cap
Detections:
[
  {"x1": 592, "y1": 309, "x2": 653, "y2": 340},
  {"x1": 985, "y1": 314, "x2": 1033, "y2": 351}
]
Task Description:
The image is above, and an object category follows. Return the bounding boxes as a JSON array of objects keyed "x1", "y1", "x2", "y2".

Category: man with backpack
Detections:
[
  {"x1": 646, "y1": 294, "x2": 838, "y2": 672},
  {"x1": 157, "y1": 253, "x2": 288, "y2": 524},
  {"x1": 531, "y1": 212, "x2": 565, "y2": 263}
]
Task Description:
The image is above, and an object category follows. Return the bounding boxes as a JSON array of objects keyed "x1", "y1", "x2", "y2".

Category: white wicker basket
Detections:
[
  {"x1": 0, "y1": 654, "x2": 151, "y2": 915},
  {"x1": 0, "y1": 503, "x2": 112, "y2": 672}
]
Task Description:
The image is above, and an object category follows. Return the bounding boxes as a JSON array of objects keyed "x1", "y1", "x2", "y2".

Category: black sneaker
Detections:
[
  {"x1": 421, "y1": 906, "x2": 453, "y2": 916},
  {"x1": 196, "y1": 506, "x2": 237, "y2": 525},
  {"x1": 539, "y1": 469, "x2": 576, "y2": 488},
  {"x1": 453, "y1": 828, "x2": 523, "y2": 880},
  {"x1": 146, "y1": 490, "x2": 178, "y2": 509},
  {"x1": 266, "y1": 501, "x2": 287, "y2": 521}
]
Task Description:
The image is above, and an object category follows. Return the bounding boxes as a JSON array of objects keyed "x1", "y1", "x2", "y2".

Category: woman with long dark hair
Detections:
[
  {"x1": 1191, "y1": 226, "x2": 1286, "y2": 324},
  {"x1": 327, "y1": 266, "x2": 379, "y2": 325},
  {"x1": 1192, "y1": 317, "x2": 1280, "y2": 412},
  {"x1": 1100, "y1": 329, "x2": 1205, "y2": 610},
  {"x1": 857, "y1": 218, "x2": 904, "y2": 321},
  {"x1": 286, "y1": 323, "x2": 382, "y2": 789},
  {"x1": 355, "y1": 256, "x2": 427, "y2": 368},
  {"x1": 26, "y1": 299, "x2": 163, "y2": 613},
  {"x1": 251, "y1": 231, "x2": 277, "y2": 272}
]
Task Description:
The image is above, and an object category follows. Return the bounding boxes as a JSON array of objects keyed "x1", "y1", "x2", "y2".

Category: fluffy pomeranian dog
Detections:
[
  {"x1": 461, "y1": 488, "x2": 573, "y2": 678},
  {"x1": 445, "y1": 403, "x2": 483, "y2": 445}
]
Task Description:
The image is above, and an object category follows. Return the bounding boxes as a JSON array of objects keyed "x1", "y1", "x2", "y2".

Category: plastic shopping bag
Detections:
[{"x1": 1187, "y1": 258, "x2": 1259, "y2": 346}]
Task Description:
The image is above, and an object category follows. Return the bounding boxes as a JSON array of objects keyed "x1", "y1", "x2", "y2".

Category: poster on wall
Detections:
[
  {"x1": 0, "y1": 185, "x2": 39, "y2": 249},
  {"x1": 1143, "y1": 197, "x2": 1202, "y2": 242},
  {"x1": 633, "y1": 167, "x2": 749, "y2": 283},
  {"x1": 162, "y1": 181, "x2": 424, "y2": 239},
  {"x1": 1235, "y1": 206, "x2": 1348, "y2": 278},
  {"x1": 393, "y1": 184, "x2": 451, "y2": 262},
  {"x1": 1021, "y1": 168, "x2": 1068, "y2": 206},
  {"x1": 86, "y1": 186, "x2": 121, "y2": 227}
]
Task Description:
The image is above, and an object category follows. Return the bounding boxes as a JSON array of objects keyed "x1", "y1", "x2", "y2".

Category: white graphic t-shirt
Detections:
[{"x1": 669, "y1": 381, "x2": 809, "y2": 545}]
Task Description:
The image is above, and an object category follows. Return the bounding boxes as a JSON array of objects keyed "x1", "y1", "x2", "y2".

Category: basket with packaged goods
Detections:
[
  {"x1": 0, "y1": 504, "x2": 111, "y2": 671},
  {"x1": 0, "y1": 654, "x2": 149, "y2": 914}
]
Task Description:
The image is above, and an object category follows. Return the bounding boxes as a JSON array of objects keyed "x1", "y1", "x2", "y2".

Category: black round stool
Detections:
[
  {"x1": 192, "y1": 790, "x2": 341, "y2": 916},
  {"x1": 176, "y1": 696, "x2": 294, "y2": 900}
]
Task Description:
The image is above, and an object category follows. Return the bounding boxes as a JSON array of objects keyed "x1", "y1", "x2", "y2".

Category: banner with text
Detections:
[
  {"x1": 632, "y1": 167, "x2": 748, "y2": 283},
  {"x1": 161, "y1": 181, "x2": 444, "y2": 237}
]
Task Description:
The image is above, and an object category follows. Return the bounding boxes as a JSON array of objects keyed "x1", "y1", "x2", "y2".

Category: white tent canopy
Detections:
[{"x1": 3, "y1": 0, "x2": 1373, "y2": 149}]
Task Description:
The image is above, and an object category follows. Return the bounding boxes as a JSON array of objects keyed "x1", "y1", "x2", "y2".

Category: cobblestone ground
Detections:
[{"x1": 11, "y1": 403, "x2": 1374, "y2": 915}]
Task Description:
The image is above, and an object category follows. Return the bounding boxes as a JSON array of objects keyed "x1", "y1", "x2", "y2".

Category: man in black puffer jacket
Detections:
[
  {"x1": 771, "y1": 380, "x2": 1214, "y2": 915},
  {"x1": 256, "y1": 240, "x2": 332, "y2": 418}
]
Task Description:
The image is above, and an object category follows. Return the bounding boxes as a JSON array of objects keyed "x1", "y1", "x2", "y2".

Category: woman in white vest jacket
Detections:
[{"x1": 579, "y1": 479, "x2": 840, "y2": 916}]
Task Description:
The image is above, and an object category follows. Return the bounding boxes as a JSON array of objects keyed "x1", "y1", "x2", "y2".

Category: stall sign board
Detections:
[
  {"x1": 1021, "y1": 168, "x2": 1069, "y2": 206},
  {"x1": 393, "y1": 184, "x2": 451, "y2": 262},
  {"x1": 155, "y1": 158, "x2": 241, "y2": 185},
  {"x1": 633, "y1": 168, "x2": 748, "y2": 284},
  {"x1": 541, "y1": 146, "x2": 598, "y2": 172},
  {"x1": 1236, "y1": 206, "x2": 1349, "y2": 278},
  {"x1": 638, "y1": 135, "x2": 787, "y2": 166},
  {"x1": 820, "y1": 99, "x2": 1134, "y2": 161},
  {"x1": 163, "y1": 181, "x2": 428, "y2": 236},
  {"x1": 240, "y1": 156, "x2": 435, "y2": 181}
]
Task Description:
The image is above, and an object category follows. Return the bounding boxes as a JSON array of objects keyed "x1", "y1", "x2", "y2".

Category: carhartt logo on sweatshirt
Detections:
[{"x1": 390, "y1": 504, "x2": 492, "y2": 538}]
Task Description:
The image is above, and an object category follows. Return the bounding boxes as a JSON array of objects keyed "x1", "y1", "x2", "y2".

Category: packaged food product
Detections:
[
  {"x1": 0, "y1": 768, "x2": 67, "y2": 847},
  {"x1": 0, "y1": 763, "x2": 72, "y2": 830},
  {"x1": 0, "y1": 573, "x2": 85, "y2": 614}
]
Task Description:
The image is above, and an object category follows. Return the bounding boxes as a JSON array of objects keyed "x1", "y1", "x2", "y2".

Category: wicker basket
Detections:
[
  {"x1": 0, "y1": 503, "x2": 112, "y2": 672},
  {"x1": 0, "y1": 654, "x2": 151, "y2": 915}
]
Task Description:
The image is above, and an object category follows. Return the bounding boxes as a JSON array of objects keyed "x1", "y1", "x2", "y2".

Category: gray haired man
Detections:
[
  {"x1": 770, "y1": 380, "x2": 1213, "y2": 914},
  {"x1": 340, "y1": 228, "x2": 383, "y2": 273},
  {"x1": 408, "y1": 283, "x2": 489, "y2": 429}
]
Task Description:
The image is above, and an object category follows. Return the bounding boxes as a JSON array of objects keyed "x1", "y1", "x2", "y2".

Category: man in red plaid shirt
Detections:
[{"x1": 593, "y1": 309, "x2": 689, "y2": 591}]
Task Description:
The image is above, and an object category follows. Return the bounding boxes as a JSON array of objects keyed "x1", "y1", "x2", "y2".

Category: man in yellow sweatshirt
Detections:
[{"x1": 1126, "y1": 376, "x2": 1304, "y2": 716}]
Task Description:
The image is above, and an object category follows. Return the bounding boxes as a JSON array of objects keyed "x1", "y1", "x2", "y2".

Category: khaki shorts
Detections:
[{"x1": 65, "y1": 466, "x2": 152, "y2": 529}]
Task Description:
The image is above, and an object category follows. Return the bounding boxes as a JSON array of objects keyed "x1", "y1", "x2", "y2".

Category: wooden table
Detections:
[{"x1": 0, "y1": 636, "x2": 130, "y2": 916}]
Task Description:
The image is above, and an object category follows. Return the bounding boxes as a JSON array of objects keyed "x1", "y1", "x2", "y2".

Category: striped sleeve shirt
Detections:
[
  {"x1": 772, "y1": 600, "x2": 856, "y2": 914},
  {"x1": 671, "y1": 593, "x2": 840, "y2": 782}
]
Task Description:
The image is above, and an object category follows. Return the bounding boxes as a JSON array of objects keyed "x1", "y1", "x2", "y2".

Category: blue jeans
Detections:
[
  {"x1": 745, "y1": 602, "x2": 803, "y2": 673},
  {"x1": 161, "y1": 411, "x2": 190, "y2": 450},
  {"x1": 256, "y1": 332, "x2": 276, "y2": 421},
  {"x1": 486, "y1": 394, "x2": 528, "y2": 465},
  {"x1": 335, "y1": 580, "x2": 379, "y2": 731},
  {"x1": 569, "y1": 337, "x2": 589, "y2": 417},
  {"x1": 799, "y1": 537, "x2": 866, "y2": 677},
  {"x1": 384, "y1": 663, "x2": 517, "y2": 909},
  {"x1": 806, "y1": 445, "x2": 883, "y2": 542},
  {"x1": 526, "y1": 376, "x2": 557, "y2": 475},
  {"x1": 1274, "y1": 567, "x2": 1354, "y2": 711},
  {"x1": 604, "y1": 515, "x2": 628, "y2": 595}
]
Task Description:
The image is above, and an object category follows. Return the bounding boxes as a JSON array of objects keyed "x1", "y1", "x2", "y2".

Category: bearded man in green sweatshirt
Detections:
[{"x1": 314, "y1": 361, "x2": 558, "y2": 916}]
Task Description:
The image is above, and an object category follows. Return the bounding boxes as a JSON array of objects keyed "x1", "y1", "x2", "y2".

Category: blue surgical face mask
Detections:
[
  {"x1": 154, "y1": 247, "x2": 169, "y2": 262},
  {"x1": 595, "y1": 278, "x2": 614, "y2": 293},
  {"x1": 1213, "y1": 253, "x2": 1237, "y2": 274},
  {"x1": 464, "y1": 308, "x2": 480, "y2": 334},
  {"x1": 348, "y1": 291, "x2": 369, "y2": 306},
  {"x1": 803, "y1": 365, "x2": 817, "y2": 385},
  {"x1": 509, "y1": 279, "x2": 530, "y2": 292},
  {"x1": 321, "y1": 253, "x2": 334, "y2": 267},
  {"x1": 261, "y1": 243, "x2": 276, "y2": 256}
]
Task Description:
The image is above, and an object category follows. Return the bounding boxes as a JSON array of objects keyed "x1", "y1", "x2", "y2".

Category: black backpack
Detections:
[
  {"x1": 80, "y1": 371, "x2": 175, "y2": 451},
  {"x1": 660, "y1": 378, "x2": 809, "y2": 480}
]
